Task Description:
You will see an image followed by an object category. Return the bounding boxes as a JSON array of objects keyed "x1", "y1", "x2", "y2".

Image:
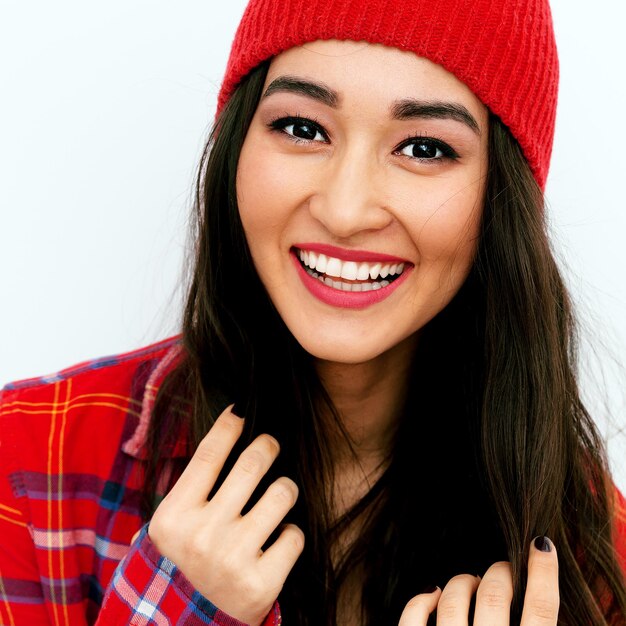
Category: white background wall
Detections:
[{"x1": 1, "y1": 1, "x2": 625, "y2": 492}]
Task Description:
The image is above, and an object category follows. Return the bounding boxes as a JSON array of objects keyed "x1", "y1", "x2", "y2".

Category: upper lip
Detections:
[{"x1": 292, "y1": 242, "x2": 410, "y2": 264}]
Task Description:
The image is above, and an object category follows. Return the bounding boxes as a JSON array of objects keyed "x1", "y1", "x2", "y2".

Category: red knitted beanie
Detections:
[{"x1": 217, "y1": 0, "x2": 559, "y2": 189}]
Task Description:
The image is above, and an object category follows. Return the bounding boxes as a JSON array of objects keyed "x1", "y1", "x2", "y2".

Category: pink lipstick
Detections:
[{"x1": 290, "y1": 246, "x2": 412, "y2": 309}]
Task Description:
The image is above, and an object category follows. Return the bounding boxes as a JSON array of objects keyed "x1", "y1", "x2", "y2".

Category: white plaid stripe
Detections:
[{"x1": 32, "y1": 527, "x2": 129, "y2": 560}]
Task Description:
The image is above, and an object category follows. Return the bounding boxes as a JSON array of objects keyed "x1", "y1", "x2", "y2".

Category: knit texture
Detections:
[{"x1": 217, "y1": 0, "x2": 559, "y2": 189}]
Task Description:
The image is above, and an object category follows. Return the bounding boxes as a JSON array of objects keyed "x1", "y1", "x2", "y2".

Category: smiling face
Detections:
[{"x1": 236, "y1": 40, "x2": 489, "y2": 365}]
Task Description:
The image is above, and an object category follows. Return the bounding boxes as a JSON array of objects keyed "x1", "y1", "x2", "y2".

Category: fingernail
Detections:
[
  {"x1": 533, "y1": 535, "x2": 553, "y2": 552},
  {"x1": 422, "y1": 585, "x2": 439, "y2": 594},
  {"x1": 230, "y1": 402, "x2": 245, "y2": 419}
]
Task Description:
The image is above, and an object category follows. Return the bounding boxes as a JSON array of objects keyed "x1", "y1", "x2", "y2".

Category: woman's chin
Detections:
[
  {"x1": 293, "y1": 328, "x2": 419, "y2": 366},
  {"x1": 295, "y1": 335, "x2": 382, "y2": 365}
]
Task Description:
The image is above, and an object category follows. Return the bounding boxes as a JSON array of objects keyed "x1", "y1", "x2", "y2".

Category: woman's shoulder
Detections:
[
  {"x1": 1, "y1": 335, "x2": 181, "y2": 402},
  {"x1": 0, "y1": 335, "x2": 184, "y2": 471}
]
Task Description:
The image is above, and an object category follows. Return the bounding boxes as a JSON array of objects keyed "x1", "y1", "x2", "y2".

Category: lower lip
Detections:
[{"x1": 291, "y1": 251, "x2": 412, "y2": 309}]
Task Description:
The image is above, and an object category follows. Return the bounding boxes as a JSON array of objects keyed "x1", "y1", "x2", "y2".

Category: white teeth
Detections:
[
  {"x1": 340, "y1": 261, "x2": 358, "y2": 280},
  {"x1": 325, "y1": 257, "x2": 342, "y2": 278},
  {"x1": 361, "y1": 283, "x2": 373, "y2": 292},
  {"x1": 315, "y1": 253, "x2": 328, "y2": 273},
  {"x1": 371, "y1": 282, "x2": 381, "y2": 290},
  {"x1": 351, "y1": 283, "x2": 363, "y2": 292},
  {"x1": 369, "y1": 263, "x2": 382, "y2": 280},
  {"x1": 324, "y1": 276, "x2": 333, "y2": 287},
  {"x1": 357, "y1": 263, "x2": 370, "y2": 280},
  {"x1": 298, "y1": 248, "x2": 408, "y2": 286}
]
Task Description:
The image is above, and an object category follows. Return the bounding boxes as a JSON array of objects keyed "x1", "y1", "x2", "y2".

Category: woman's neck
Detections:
[
  {"x1": 314, "y1": 333, "x2": 417, "y2": 465},
  {"x1": 314, "y1": 334, "x2": 418, "y2": 562}
]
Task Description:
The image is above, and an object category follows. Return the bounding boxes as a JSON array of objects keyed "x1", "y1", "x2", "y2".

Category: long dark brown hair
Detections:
[{"x1": 142, "y1": 61, "x2": 626, "y2": 624}]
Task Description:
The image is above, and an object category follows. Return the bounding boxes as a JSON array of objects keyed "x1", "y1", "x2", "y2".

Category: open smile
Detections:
[
  {"x1": 296, "y1": 248, "x2": 406, "y2": 292},
  {"x1": 291, "y1": 244, "x2": 413, "y2": 309}
]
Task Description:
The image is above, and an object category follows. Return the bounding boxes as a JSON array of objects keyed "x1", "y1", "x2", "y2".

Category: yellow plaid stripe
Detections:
[{"x1": 0, "y1": 391, "x2": 142, "y2": 411}]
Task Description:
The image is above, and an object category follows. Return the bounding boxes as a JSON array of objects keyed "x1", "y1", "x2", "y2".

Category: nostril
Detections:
[{"x1": 307, "y1": 191, "x2": 394, "y2": 237}]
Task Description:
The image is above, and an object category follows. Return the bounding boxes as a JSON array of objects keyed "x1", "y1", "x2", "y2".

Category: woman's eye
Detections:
[
  {"x1": 395, "y1": 138, "x2": 457, "y2": 161},
  {"x1": 269, "y1": 117, "x2": 327, "y2": 143}
]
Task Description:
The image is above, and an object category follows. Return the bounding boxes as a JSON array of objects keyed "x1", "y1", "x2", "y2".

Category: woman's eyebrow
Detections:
[
  {"x1": 262, "y1": 76, "x2": 340, "y2": 107},
  {"x1": 262, "y1": 76, "x2": 480, "y2": 135},
  {"x1": 391, "y1": 100, "x2": 481, "y2": 135}
]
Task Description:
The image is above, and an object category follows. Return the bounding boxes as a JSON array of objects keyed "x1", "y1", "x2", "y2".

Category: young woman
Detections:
[{"x1": 1, "y1": 0, "x2": 625, "y2": 624}]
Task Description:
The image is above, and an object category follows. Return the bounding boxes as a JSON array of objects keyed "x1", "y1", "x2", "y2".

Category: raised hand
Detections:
[
  {"x1": 398, "y1": 536, "x2": 559, "y2": 625},
  {"x1": 148, "y1": 405, "x2": 305, "y2": 626}
]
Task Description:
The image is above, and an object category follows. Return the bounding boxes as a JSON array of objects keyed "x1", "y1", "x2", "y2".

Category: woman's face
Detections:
[{"x1": 236, "y1": 40, "x2": 488, "y2": 364}]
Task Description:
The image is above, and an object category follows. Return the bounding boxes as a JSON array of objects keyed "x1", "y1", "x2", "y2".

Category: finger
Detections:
[
  {"x1": 258, "y1": 523, "x2": 305, "y2": 586},
  {"x1": 520, "y1": 536, "x2": 559, "y2": 625},
  {"x1": 473, "y1": 561, "x2": 512, "y2": 625},
  {"x1": 242, "y1": 476, "x2": 299, "y2": 547},
  {"x1": 436, "y1": 574, "x2": 480, "y2": 625},
  {"x1": 398, "y1": 588, "x2": 441, "y2": 626},
  {"x1": 168, "y1": 405, "x2": 244, "y2": 506},
  {"x1": 210, "y1": 433, "x2": 281, "y2": 515}
]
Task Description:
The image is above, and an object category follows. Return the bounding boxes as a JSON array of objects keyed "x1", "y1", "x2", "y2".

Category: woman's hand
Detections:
[
  {"x1": 148, "y1": 405, "x2": 304, "y2": 626},
  {"x1": 398, "y1": 536, "x2": 559, "y2": 625}
]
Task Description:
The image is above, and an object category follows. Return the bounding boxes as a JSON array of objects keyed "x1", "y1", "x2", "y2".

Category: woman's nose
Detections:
[{"x1": 308, "y1": 150, "x2": 393, "y2": 239}]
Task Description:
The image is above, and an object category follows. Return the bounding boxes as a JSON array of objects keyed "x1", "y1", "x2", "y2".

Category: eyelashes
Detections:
[
  {"x1": 394, "y1": 133, "x2": 459, "y2": 161},
  {"x1": 268, "y1": 115, "x2": 328, "y2": 143},
  {"x1": 267, "y1": 115, "x2": 460, "y2": 163}
]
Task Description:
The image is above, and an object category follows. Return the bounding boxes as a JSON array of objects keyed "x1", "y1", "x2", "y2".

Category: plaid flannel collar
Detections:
[{"x1": 122, "y1": 342, "x2": 189, "y2": 461}]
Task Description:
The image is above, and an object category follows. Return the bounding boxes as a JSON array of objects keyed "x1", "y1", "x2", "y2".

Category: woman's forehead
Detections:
[{"x1": 264, "y1": 39, "x2": 488, "y2": 122}]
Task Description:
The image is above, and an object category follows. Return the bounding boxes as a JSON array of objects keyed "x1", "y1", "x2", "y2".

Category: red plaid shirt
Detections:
[
  {"x1": 1, "y1": 338, "x2": 625, "y2": 625},
  {"x1": 0, "y1": 337, "x2": 279, "y2": 626}
]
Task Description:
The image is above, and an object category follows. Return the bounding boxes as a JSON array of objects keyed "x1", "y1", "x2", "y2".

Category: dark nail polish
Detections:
[
  {"x1": 231, "y1": 402, "x2": 245, "y2": 418},
  {"x1": 422, "y1": 585, "x2": 439, "y2": 594},
  {"x1": 534, "y1": 535, "x2": 553, "y2": 552}
]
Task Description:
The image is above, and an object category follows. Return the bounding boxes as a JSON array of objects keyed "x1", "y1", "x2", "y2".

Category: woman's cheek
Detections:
[
  {"x1": 398, "y1": 182, "x2": 483, "y2": 263},
  {"x1": 238, "y1": 149, "x2": 312, "y2": 231}
]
